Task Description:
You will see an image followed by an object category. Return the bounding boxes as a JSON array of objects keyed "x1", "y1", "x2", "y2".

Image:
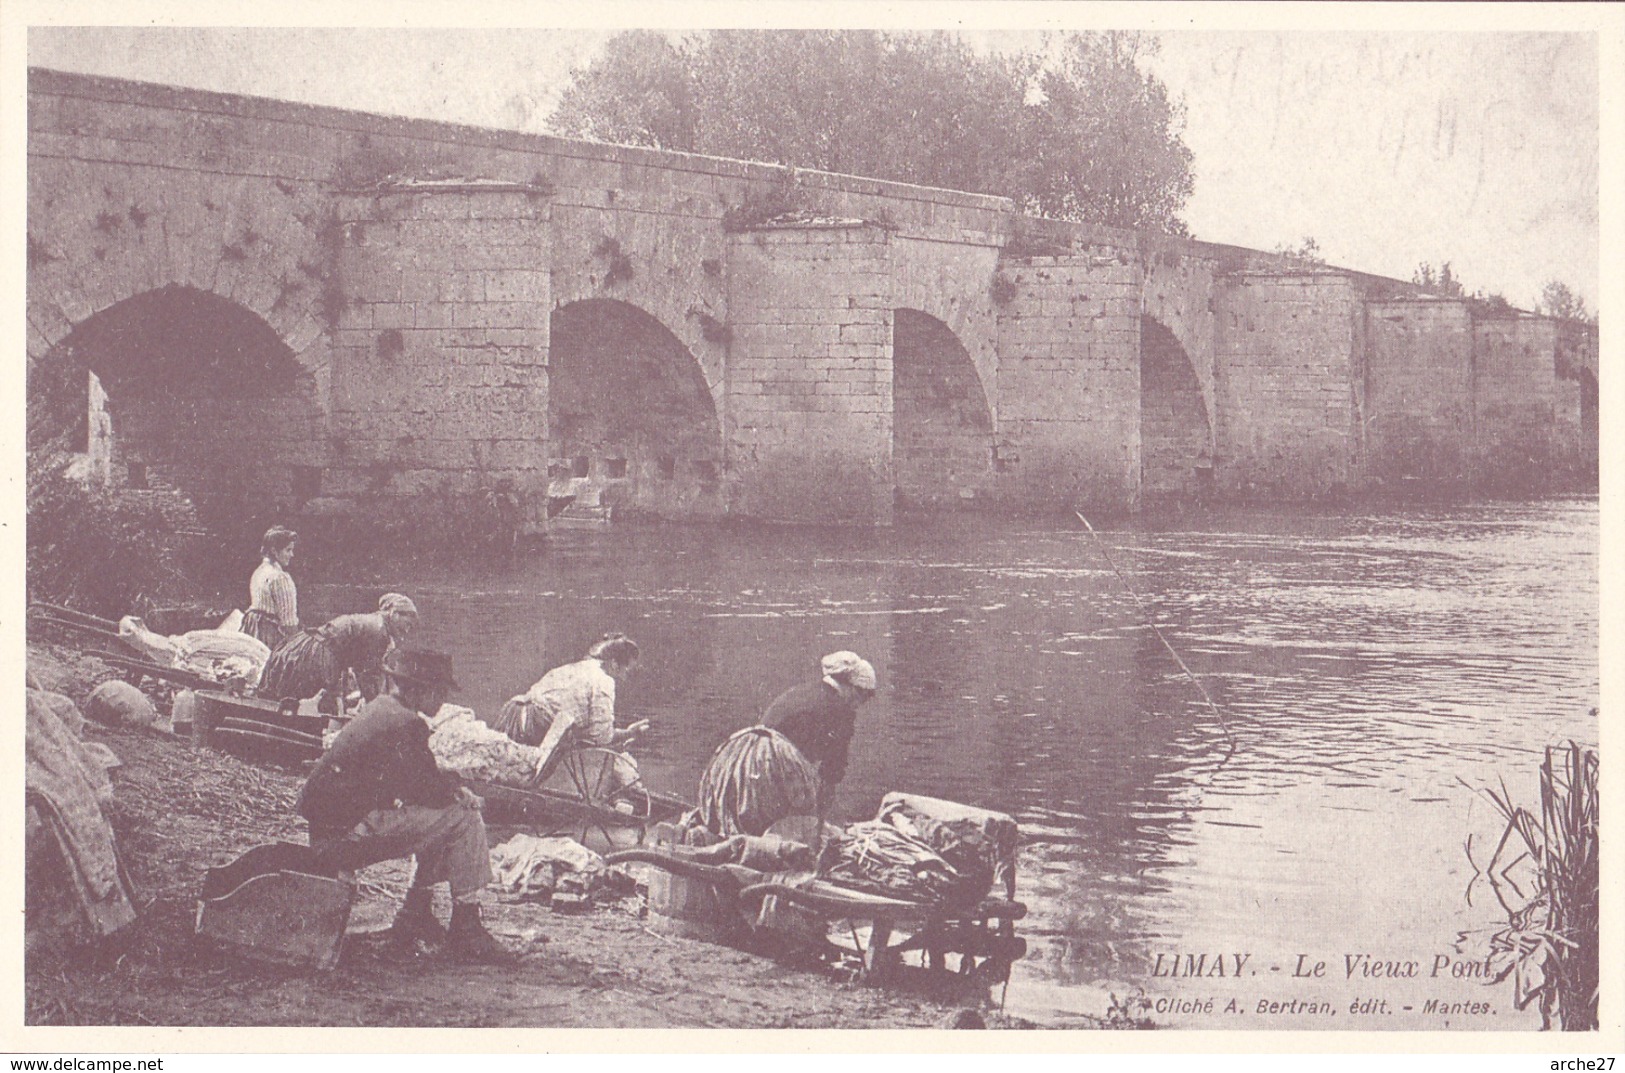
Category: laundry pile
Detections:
[
  {"x1": 427, "y1": 705, "x2": 544, "y2": 785},
  {"x1": 875, "y1": 792, "x2": 1019, "y2": 901},
  {"x1": 488, "y1": 833, "x2": 634, "y2": 904},
  {"x1": 814, "y1": 794, "x2": 1016, "y2": 908},
  {"x1": 819, "y1": 820, "x2": 965, "y2": 906},
  {"x1": 117, "y1": 615, "x2": 271, "y2": 686}
]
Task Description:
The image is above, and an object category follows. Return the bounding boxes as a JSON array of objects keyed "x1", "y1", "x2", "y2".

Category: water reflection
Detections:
[{"x1": 305, "y1": 500, "x2": 1596, "y2": 1028}]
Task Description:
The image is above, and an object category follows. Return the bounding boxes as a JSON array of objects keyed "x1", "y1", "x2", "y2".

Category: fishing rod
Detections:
[{"x1": 1073, "y1": 510, "x2": 1239, "y2": 770}]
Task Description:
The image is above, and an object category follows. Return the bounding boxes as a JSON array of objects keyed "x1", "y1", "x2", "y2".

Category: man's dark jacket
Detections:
[
  {"x1": 762, "y1": 680, "x2": 857, "y2": 785},
  {"x1": 298, "y1": 692, "x2": 460, "y2": 836}
]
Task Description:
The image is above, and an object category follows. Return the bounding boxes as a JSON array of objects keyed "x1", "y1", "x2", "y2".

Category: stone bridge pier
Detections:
[
  {"x1": 325, "y1": 184, "x2": 552, "y2": 524},
  {"x1": 26, "y1": 69, "x2": 1596, "y2": 536}
]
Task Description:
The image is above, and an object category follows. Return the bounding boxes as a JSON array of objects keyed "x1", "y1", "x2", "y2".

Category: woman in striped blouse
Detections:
[{"x1": 241, "y1": 526, "x2": 299, "y2": 650}]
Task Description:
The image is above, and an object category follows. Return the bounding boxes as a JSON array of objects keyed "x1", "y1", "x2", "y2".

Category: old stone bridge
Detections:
[{"x1": 27, "y1": 69, "x2": 1598, "y2": 531}]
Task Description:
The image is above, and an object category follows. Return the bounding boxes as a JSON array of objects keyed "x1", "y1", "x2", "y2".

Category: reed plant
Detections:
[{"x1": 1468, "y1": 741, "x2": 1598, "y2": 1031}]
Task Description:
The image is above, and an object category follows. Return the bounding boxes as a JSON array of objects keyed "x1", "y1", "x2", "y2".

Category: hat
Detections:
[
  {"x1": 821, "y1": 651, "x2": 877, "y2": 693},
  {"x1": 383, "y1": 648, "x2": 459, "y2": 692},
  {"x1": 379, "y1": 593, "x2": 419, "y2": 616}
]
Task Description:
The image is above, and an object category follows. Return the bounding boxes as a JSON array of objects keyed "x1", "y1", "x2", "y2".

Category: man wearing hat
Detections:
[
  {"x1": 761, "y1": 651, "x2": 877, "y2": 808},
  {"x1": 298, "y1": 647, "x2": 512, "y2": 963}
]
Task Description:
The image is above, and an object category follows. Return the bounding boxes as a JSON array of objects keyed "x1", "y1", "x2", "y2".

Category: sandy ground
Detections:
[{"x1": 25, "y1": 642, "x2": 1047, "y2": 1030}]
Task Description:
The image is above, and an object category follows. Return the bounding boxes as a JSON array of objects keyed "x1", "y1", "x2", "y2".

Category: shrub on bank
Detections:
[
  {"x1": 297, "y1": 480, "x2": 524, "y2": 567},
  {"x1": 27, "y1": 457, "x2": 180, "y2": 618}
]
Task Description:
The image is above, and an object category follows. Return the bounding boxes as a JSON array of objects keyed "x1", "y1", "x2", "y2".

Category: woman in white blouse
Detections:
[
  {"x1": 494, "y1": 632, "x2": 649, "y2": 784},
  {"x1": 240, "y1": 525, "x2": 299, "y2": 650}
]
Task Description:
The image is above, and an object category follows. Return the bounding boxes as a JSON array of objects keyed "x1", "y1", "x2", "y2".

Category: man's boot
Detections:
[
  {"x1": 447, "y1": 902, "x2": 515, "y2": 964},
  {"x1": 389, "y1": 887, "x2": 447, "y2": 948}
]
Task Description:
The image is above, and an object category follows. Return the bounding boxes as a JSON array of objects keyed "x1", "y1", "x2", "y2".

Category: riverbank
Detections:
[{"x1": 25, "y1": 641, "x2": 1051, "y2": 1030}]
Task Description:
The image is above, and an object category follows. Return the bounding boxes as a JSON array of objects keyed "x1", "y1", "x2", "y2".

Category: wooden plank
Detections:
[
  {"x1": 209, "y1": 725, "x2": 322, "y2": 759},
  {"x1": 196, "y1": 691, "x2": 325, "y2": 734},
  {"x1": 217, "y1": 716, "x2": 323, "y2": 746}
]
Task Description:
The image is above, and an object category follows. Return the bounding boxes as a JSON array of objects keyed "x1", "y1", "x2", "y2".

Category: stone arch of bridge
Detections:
[
  {"x1": 548, "y1": 298, "x2": 726, "y2": 519},
  {"x1": 26, "y1": 166, "x2": 328, "y2": 369},
  {"x1": 887, "y1": 256, "x2": 1000, "y2": 425},
  {"x1": 1140, "y1": 256, "x2": 1217, "y2": 422},
  {"x1": 543, "y1": 217, "x2": 727, "y2": 421},
  {"x1": 891, "y1": 307, "x2": 996, "y2": 510},
  {"x1": 1140, "y1": 314, "x2": 1214, "y2": 508},
  {"x1": 29, "y1": 284, "x2": 323, "y2": 541}
]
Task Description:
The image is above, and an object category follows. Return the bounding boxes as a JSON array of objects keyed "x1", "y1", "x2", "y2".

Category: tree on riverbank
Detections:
[
  {"x1": 27, "y1": 460, "x2": 178, "y2": 617},
  {"x1": 548, "y1": 30, "x2": 1194, "y2": 233},
  {"x1": 1537, "y1": 280, "x2": 1597, "y2": 326}
]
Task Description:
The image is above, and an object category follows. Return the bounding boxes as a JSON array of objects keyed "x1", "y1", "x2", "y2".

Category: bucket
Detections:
[
  {"x1": 171, "y1": 690, "x2": 198, "y2": 738},
  {"x1": 644, "y1": 865, "x2": 732, "y2": 941}
]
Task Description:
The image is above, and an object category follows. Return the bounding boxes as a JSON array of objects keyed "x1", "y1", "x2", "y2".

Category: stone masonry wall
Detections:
[
  {"x1": 1213, "y1": 273, "x2": 1362, "y2": 499},
  {"x1": 109, "y1": 392, "x2": 328, "y2": 531},
  {"x1": 1552, "y1": 376, "x2": 1584, "y2": 478},
  {"x1": 1363, "y1": 298, "x2": 1476, "y2": 489},
  {"x1": 547, "y1": 300, "x2": 726, "y2": 519},
  {"x1": 27, "y1": 86, "x2": 334, "y2": 528},
  {"x1": 1140, "y1": 237, "x2": 1219, "y2": 423},
  {"x1": 725, "y1": 224, "x2": 895, "y2": 525},
  {"x1": 1552, "y1": 320, "x2": 1598, "y2": 481},
  {"x1": 888, "y1": 235, "x2": 1003, "y2": 420},
  {"x1": 993, "y1": 246, "x2": 1142, "y2": 513},
  {"x1": 887, "y1": 235, "x2": 1003, "y2": 509},
  {"x1": 1471, "y1": 316, "x2": 1562, "y2": 493},
  {"x1": 544, "y1": 199, "x2": 728, "y2": 409},
  {"x1": 29, "y1": 69, "x2": 1016, "y2": 529},
  {"x1": 30, "y1": 68, "x2": 1592, "y2": 527},
  {"x1": 324, "y1": 190, "x2": 552, "y2": 525},
  {"x1": 1139, "y1": 317, "x2": 1213, "y2": 505}
]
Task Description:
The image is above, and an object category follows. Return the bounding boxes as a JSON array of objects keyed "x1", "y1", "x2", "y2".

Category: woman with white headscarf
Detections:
[
  {"x1": 258, "y1": 593, "x2": 419, "y2": 714},
  {"x1": 761, "y1": 650, "x2": 877, "y2": 797},
  {"x1": 687, "y1": 651, "x2": 876, "y2": 839}
]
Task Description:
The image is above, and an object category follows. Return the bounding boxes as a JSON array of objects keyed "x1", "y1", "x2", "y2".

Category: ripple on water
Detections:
[{"x1": 361, "y1": 500, "x2": 1596, "y2": 1029}]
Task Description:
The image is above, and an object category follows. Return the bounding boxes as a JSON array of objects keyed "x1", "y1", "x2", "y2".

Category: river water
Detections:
[{"x1": 310, "y1": 498, "x2": 1598, "y2": 1029}]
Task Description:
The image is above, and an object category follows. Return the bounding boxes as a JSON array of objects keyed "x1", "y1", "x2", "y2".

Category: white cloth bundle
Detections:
[
  {"x1": 116, "y1": 617, "x2": 270, "y2": 687},
  {"x1": 427, "y1": 705, "x2": 545, "y2": 785},
  {"x1": 488, "y1": 833, "x2": 607, "y2": 898},
  {"x1": 176, "y1": 629, "x2": 271, "y2": 686}
]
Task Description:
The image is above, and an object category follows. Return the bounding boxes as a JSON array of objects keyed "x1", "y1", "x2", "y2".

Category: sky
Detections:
[
  {"x1": 22, "y1": 18, "x2": 1605, "y2": 311},
  {"x1": 1148, "y1": 31, "x2": 1598, "y2": 311}
]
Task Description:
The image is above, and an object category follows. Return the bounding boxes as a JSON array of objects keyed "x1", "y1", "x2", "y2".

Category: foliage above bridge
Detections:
[{"x1": 549, "y1": 30, "x2": 1194, "y2": 235}]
